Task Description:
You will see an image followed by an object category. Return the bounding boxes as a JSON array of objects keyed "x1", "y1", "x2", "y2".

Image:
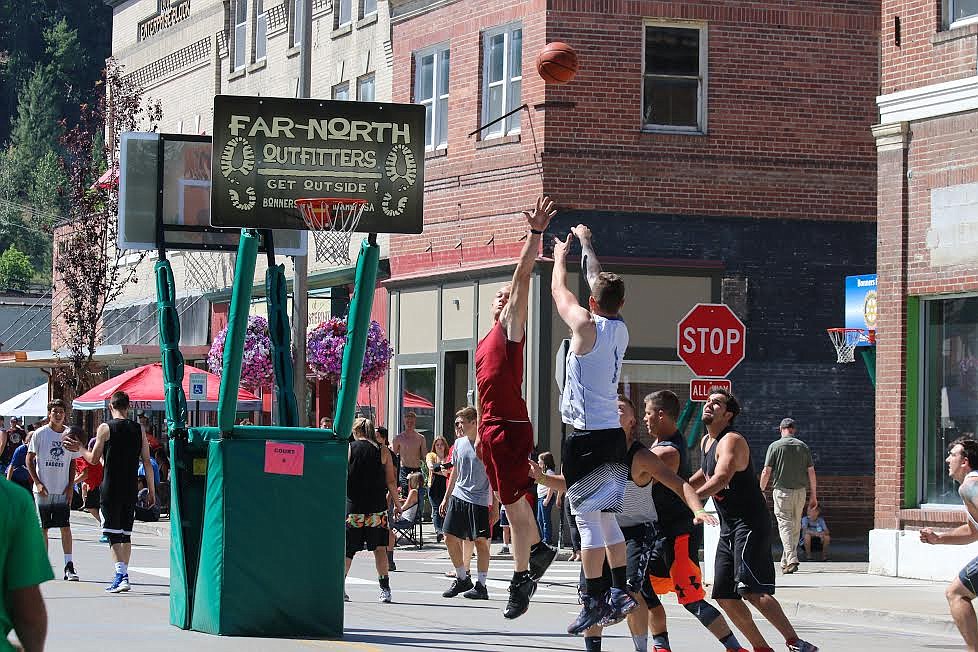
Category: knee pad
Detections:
[
  {"x1": 598, "y1": 512, "x2": 625, "y2": 547},
  {"x1": 576, "y1": 512, "x2": 605, "y2": 549},
  {"x1": 684, "y1": 599, "x2": 723, "y2": 628}
]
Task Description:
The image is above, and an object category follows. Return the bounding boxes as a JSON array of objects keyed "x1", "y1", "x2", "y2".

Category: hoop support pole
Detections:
[
  {"x1": 218, "y1": 228, "x2": 260, "y2": 434},
  {"x1": 333, "y1": 235, "x2": 380, "y2": 441}
]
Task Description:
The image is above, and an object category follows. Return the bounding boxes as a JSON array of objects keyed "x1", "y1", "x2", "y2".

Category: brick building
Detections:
[
  {"x1": 388, "y1": 0, "x2": 879, "y2": 538},
  {"x1": 871, "y1": 0, "x2": 978, "y2": 578}
]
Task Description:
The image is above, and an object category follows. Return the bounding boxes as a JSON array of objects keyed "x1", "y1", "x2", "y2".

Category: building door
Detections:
[{"x1": 442, "y1": 350, "x2": 471, "y2": 437}]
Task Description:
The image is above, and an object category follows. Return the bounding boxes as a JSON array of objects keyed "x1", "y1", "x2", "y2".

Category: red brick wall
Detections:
[{"x1": 882, "y1": 0, "x2": 978, "y2": 94}]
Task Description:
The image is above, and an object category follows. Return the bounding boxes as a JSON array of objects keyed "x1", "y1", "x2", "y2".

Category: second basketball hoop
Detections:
[{"x1": 295, "y1": 198, "x2": 369, "y2": 265}]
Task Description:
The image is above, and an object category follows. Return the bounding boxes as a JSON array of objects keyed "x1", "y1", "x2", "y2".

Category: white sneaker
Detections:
[{"x1": 379, "y1": 588, "x2": 392, "y2": 603}]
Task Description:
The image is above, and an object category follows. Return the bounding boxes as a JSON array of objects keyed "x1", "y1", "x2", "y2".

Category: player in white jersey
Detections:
[{"x1": 552, "y1": 224, "x2": 634, "y2": 635}]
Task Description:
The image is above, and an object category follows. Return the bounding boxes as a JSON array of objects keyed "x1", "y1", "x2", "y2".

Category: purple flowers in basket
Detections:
[
  {"x1": 307, "y1": 317, "x2": 393, "y2": 385},
  {"x1": 207, "y1": 315, "x2": 275, "y2": 391}
]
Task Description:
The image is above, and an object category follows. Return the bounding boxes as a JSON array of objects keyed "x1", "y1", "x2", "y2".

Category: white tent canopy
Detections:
[{"x1": 0, "y1": 383, "x2": 48, "y2": 419}]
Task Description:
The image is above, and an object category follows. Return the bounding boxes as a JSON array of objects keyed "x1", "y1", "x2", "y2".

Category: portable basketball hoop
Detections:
[
  {"x1": 826, "y1": 328, "x2": 875, "y2": 363},
  {"x1": 295, "y1": 197, "x2": 368, "y2": 265}
]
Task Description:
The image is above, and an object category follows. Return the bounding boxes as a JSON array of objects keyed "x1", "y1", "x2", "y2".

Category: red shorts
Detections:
[{"x1": 479, "y1": 420, "x2": 535, "y2": 507}]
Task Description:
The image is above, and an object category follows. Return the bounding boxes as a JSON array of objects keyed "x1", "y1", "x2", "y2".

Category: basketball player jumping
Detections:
[
  {"x1": 475, "y1": 195, "x2": 559, "y2": 620},
  {"x1": 552, "y1": 224, "x2": 634, "y2": 635}
]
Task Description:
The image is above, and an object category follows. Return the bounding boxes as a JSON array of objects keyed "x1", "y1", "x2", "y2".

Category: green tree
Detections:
[
  {"x1": 0, "y1": 244, "x2": 34, "y2": 291},
  {"x1": 9, "y1": 64, "x2": 60, "y2": 185}
]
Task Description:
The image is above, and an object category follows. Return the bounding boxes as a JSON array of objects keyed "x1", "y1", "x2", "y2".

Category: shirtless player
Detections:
[{"x1": 475, "y1": 195, "x2": 559, "y2": 620}]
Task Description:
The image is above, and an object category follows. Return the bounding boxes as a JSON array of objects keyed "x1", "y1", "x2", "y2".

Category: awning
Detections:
[
  {"x1": 401, "y1": 390, "x2": 434, "y2": 410},
  {"x1": 0, "y1": 344, "x2": 212, "y2": 369},
  {"x1": 0, "y1": 383, "x2": 48, "y2": 418},
  {"x1": 92, "y1": 165, "x2": 119, "y2": 190}
]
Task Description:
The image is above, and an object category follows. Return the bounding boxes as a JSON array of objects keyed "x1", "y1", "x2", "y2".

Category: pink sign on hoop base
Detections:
[{"x1": 264, "y1": 441, "x2": 305, "y2": 476}]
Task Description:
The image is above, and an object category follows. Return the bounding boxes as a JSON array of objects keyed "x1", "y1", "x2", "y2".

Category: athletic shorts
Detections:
[
  {"x1": 959, "y1": 555, "x2": 978, "y2": 595},
  {"x1": 101, "y1": 499, "x2": 137, "y2": 539},
  {"x1": 84, "y1": 486, "x2": 101, "y2": 510},
  {"x1": 712, "y1": 518, "x2": 776, "y2": 600},
  {"x1": 345, "y1": 511, "x2": 390, "y2": 558},
  {"x1": 35, "y1": 494, "x2": 70, "y2": 530},
  {"x1": 499, "y1": 506, "x2": 509, "y2": 527},
  {"x1": 562, "y1": 428, "x2": 628, "y2": 514},
  {"x1": 577, "y1": 523, "x2": 661, "y2": 608},
  {"x1": 443, "y1": 495, "x2": 491, "y2": 541},
  {"x1": 648, "y1": 529, "x2": 707, "y2": 605},
  {"x1": 479, "y1": 419, "x2": 535, "y2": 506}
]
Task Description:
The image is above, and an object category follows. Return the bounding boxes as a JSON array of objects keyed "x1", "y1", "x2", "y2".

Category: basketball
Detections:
[{"x1": 536, "y1": 42, "x2": 578, "y2": 85}]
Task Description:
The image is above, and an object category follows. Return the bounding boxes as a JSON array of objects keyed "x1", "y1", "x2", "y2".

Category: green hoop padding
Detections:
[
  {"x1": 155, "y1": 260, "x2": 187, "y2": 432},
  {"x1": 266, "y1": 264, "x2": 299, "y2": 427}
]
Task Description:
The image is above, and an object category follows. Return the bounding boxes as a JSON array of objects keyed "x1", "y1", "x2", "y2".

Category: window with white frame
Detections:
[
  {"x1": 481, "y1": 24, "x2": 522, "y2": 138},
  {"x1": 643, "y1": 23, "x2": 706, "y2": 132},
  {"x1": 332, "y1": 82, "x2": 350, "y2": 101},
  {"x1": 255, "y1": 0, "x2": 267, "y2": 61},
  {"x1": 292, "y1": 0, "x2": 303, "y2": 47},
  {"x1": 336, "y1": 0, "x2": 352, "y2": 27},
  {"x1": 948, "y1": 0, "x2": 978, "y2": 24},
  {"x1": 415, "y1": 45, "x2": 450, "y2": 150},
  {"x1": 357, "y1": 74, "x2": 375, "y2": 101},
  {"x1": 361, "y1": 0, "x2": 377, "y2": 19},
  {"x1": 234, "y1": 0, "x2": 248, "y2": 70}
]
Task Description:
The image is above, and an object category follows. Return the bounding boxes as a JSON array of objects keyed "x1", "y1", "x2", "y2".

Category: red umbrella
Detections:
[
  {"x1": 401, "y1": 390, "x2": 434, "y2": 410},
  {"x1": 72, "y1": 363, "x2": 262, "y2": 412}
]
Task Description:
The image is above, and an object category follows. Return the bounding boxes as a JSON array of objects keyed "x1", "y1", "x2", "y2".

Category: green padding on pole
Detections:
[
  {"x1": 168, "y1": 433, "x2": 208, "y2": 629},
  {"x1": 333, "y1": 238, "x2": 380, "y2": 441},
  {"x1": 860, "y1": 346, "x2": 876, "y2": 388},
  {"x1": 189, "y1": 426, "x2": 346, "y2": 636},
  {"x1": 266, "y1": 264, "x2": 299, "y2": 427},
  {"x1": 155, "y1": 261, "x2": 187, "y2": 432},
  {"x1": 218, "y1": 229, "x2": 260, "y2": 434},
  {"x1": 678, "y1": 399, "x2": 701, "y2": 449}
]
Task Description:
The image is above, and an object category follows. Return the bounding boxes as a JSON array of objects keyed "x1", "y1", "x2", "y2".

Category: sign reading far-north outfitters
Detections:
[{"x1": 211, "y1": 95, "x2": 425, "y2": 234}]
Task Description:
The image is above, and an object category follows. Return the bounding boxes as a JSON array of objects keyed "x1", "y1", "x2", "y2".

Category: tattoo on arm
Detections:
[
  {"x1": 580, "y1": 240, "x2": 602, "y2": 290},
  {"x1": 962, "y1": 481, "x2": 978, "y2": 508}
]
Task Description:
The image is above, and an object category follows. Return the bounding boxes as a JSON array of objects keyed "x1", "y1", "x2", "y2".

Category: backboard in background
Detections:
[
  {"x1": 845, "y1": 273, "x2": 878, "y2": 346},
  {"x1": 117, "y1": 132, "x2": 307, "y2": 255},
  {"x1": 210, "y1": 95, "x2": 425, "y2": 234}
]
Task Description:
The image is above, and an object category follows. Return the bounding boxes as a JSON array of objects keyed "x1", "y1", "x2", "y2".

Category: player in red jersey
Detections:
[{"x1": 476, "y1": 195, "x2": 558, "y2": 620}]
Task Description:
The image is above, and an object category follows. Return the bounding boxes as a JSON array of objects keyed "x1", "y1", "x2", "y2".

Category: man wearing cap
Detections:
[{"x1": 759, "y1": 418, "x2": 817, "y2": 574}]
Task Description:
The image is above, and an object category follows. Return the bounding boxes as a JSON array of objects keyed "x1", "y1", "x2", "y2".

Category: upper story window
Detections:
[
  {"x1": 482, "y1": 24, "x2": 522, "y2": 139},
  {"x1": 255, "y1": 0, "x2": 267, "y2": 62},
  {"x1": 361, "y1": 0, "x2": 377, "y2": 19},
  {"x1": 291, "y1": 0, "x2": 304, "y2": 47},
  {"x1": 948, "y1": 0, "x2": 978, "y2": 25},
  {"x1": 357, "y1": 74, "x2": 375, "y2": 102},
  {"x1": 643, "y1": 23, "x2": 707, "y2": 134},
  {"x1": 336, "y1": 0, "x2": 352, "y2": 28},
  {"x1": 333, "y1": 82, "x2": 350, "y2": 101},
  {"x1": 415, "y1": 45, "x2": 450, "y2": 150},
  {"x1": 234, "y1": 0, "x2": 248, "y2": 70}
]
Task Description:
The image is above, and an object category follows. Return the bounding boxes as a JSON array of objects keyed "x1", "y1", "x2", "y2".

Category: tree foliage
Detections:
[
  {"x1": 53, "y1": 60, "x2": 162, "y2": 398},
  {"x1": 0, "y1": 244, "x2": 34, "y2": 292}
]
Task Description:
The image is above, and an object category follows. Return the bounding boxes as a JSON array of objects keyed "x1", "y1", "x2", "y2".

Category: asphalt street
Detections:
[{"x1": 26, "y1": 518, "x2": 966, "y2": 651}]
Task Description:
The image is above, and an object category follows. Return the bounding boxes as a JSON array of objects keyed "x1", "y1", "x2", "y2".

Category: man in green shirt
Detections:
[
  {"x1": 1, "y1": 476, "x2": 53, "y2": 651},
  {"x1": 759, "y1": 418, "x2": 817, "y2": 575}
]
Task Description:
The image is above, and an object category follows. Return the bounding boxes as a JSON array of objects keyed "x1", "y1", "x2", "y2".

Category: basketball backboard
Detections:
[
  {"x1": 210, "y1": 95, "x2": 425, "y2": 234},
  {"x1": 844, "y1": 274, "x2": 877, "y2": 347},
  {"x1": 117, "y1": 132, "x2": 307, "y2": 255}
]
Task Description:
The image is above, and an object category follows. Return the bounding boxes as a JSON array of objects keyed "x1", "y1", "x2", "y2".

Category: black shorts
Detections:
[
  {"x1": 712, "y1": 518, "x2": 776, "y2": 600},
  {"x1": 576, "y1": 523, "x2": 660, "y2": 608},
  {"x1": 345, "y1": 524, "x2": 389, "y2": 558},
  {"x1": 84, "y1": 486, "x2": 101, "y2": 510},
  {"x1": 443, "y1": 495, "x2": 491, "y2": 541},
  {"x1": 36, "y1": 495, "x2": 70, "y2": 529},
  {"x1": 101, "y1": 499, "x2": 136, "y2": 539},
  {"x1": 561, "y1": 427, "x2": 627, "y2": 488},
  {"x1": 959, "y1": 555, "x2": 978, "y2": 595}
]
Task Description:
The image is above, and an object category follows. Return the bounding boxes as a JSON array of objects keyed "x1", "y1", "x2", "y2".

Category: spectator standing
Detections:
[
  {"x1": 26, "y1": 400, "x2": 81, "y2": 582},
  {"x1": 73, "y1": 436, "x2": 104, "y2": 527},
  {"x1": 759, "y1": 418, "x2": 818, "y2": 574},
  {"x1": 426, "y1": 435, "x2": 451, "y2": 543},
  {"x1": 393, "y1": 411, "x2": 428, "y2": 494},
  {"x1": 0, "y1": 417, "x2": 26, "y2": 475},
  {"x1": 1, "y1": 476, "x2": 54, "y2": 651},
  {"x1": 536, "y1": 452, "x2": 557, "y2": 545},
  {"x1": 6, "y1": 437, "x2": 32, "y2": 493},
  {"x1": 138, "y1": 455, "x2": 161, "y2": 487},
  {"x1": 137, "y1": 412, "x2": 162, "y2": 453}
]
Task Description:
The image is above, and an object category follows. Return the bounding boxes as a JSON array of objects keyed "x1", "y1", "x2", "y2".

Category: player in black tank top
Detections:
[
  {"x1": 651, "y1": 431, "x2": 695, "y2": 537},
  {"x1": 101, "y1": 418, "x2": 143, "y2": 503},
  {"x1": 688, "y1": 390, "x2": 820, "y2": 652}
]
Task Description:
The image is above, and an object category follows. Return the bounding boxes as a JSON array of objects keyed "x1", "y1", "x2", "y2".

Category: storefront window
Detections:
[
  {"x1": 923, "y1": 296, "x2": 978, "y2": 504},
  {"x1": 398, "y1": 366, "x2": 436, "y2": 441},
  {"x1": 618, "y1": 361, "x2": 693, "y2": 444}
]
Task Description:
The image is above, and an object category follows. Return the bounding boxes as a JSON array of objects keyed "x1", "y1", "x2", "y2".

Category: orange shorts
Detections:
[{"x1": 648, "y1": 532, "x2": 706, "y2": 605}]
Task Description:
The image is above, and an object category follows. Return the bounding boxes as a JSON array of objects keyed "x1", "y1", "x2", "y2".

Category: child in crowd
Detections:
[{"x1": 800, "y1": 504, "x2": 831, "y2": 561}]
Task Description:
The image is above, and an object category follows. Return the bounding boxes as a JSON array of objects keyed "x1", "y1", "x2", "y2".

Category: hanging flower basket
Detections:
[
  {"x1": 307, "y1": 317, "x2": 393, "y2": 385},
  {"x1": 207, "y1": 315, "x2": 275, "y2": 391}
]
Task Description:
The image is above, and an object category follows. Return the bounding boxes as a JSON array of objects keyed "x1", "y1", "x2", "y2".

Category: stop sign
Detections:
[{"x1": 677, "y1": 303, "x2": 746, "y2": 378}]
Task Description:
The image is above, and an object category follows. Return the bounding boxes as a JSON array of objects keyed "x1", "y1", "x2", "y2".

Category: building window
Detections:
[
  {"x1": 948, "y1": 0, "x2": 978, "y2": 25},
  {"x1": 332, "y1": 82, "x2": 350, "y2": 100},
  {"x1": 292, "y1": 0, "x2": 303, "y2": 47},
  {"x1": 415, "y1": 45, "x2": 450, "y2": 150},
  {"x1": 357, "y1": 73, "x2": 375, "y2": 101},
  {"x1": 234, "y1": 0, "x2": 248, "y2": 70},
  {"x1": 336, "y1": 0, "x2": 352, "y2": 28},
  {"x1": 399, "y1": 366, "x2": 436, "y2": 440},
  {"x1": 922, "y1": 295, "x2": 978, "y2": 505},
  {"x1": 643, "y1": 23, "x2": 707, "y2": 133},
  {"x1": 255, "y1": 0, "x2": 267, "y2": 61},
  {"x1": 481, "y1": 24, "x2": 522, "y2": 139},
  {"x1": 361, "y1": 0, "x2": 377, "y2": 19}
]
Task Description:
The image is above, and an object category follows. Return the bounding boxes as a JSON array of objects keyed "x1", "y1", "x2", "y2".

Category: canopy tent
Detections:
[
  {"x1": 0, "y1": 383, "x2": 49, "y2": 418},
  {"x1": 73, "y1": 363, "x2": 262, "y2": 412},
  {"x1": 401, "y1": 390, "x2": 434, "y2": 410}
]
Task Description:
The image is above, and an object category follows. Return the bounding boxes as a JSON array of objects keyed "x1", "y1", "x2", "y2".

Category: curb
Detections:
[{"x1": 780, "y1": 599, "x2": 955, "y2": 638}]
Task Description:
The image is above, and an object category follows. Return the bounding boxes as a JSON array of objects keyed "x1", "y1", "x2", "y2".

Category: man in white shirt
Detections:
[{"x1": 26, "y1": 399, "x2": 81, "y2": 581}]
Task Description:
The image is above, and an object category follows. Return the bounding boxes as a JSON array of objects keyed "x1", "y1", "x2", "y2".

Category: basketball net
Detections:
[
  {"x1": 183, "y1": 250, "x2": 230, "y2": 292},
  {"x1": 295, "y1": 198, "x2": 368, "y2": 266},
  {"x1": 826, "y1": 328, "x2": 873, "y2": 364}
]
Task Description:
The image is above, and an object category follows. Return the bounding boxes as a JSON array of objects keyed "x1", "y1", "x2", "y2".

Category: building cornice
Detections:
[
  {"x1": 104, "y1": 0, "x2": 129, "y2": 7},
  {"x1": 878, "y1": 75, "x2": 978, "y2": 124},
  {"x1": 389, "y1": 0, "x2": 461, "y2": 24}
]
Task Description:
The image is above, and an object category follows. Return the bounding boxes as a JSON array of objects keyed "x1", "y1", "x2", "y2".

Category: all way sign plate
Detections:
[{"x1": 690, "y1": 378, "x2": 732, "y2": 402}]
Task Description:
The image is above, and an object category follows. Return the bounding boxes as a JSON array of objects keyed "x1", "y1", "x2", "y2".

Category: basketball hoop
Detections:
[
  {"x1": 826, "y1": 328, "x2": 874, "y2": 363},
  {"x1": 295, "y1": 197, "x2": 368, "y2": 265}
]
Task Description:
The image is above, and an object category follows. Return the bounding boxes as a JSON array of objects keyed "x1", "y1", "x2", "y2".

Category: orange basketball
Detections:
[{"x1": 536, "y1": 42, "x2": 578, "y2": 85}]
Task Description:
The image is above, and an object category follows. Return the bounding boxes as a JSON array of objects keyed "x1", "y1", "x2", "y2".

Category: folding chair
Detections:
[{"x1": 391, "y1": 504, "x2": 423, "y2": 550}]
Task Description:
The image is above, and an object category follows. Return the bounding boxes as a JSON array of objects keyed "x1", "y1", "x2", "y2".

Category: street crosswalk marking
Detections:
[{"x1": 127, "y1": 566, "x2": 170, "y2": 578}]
